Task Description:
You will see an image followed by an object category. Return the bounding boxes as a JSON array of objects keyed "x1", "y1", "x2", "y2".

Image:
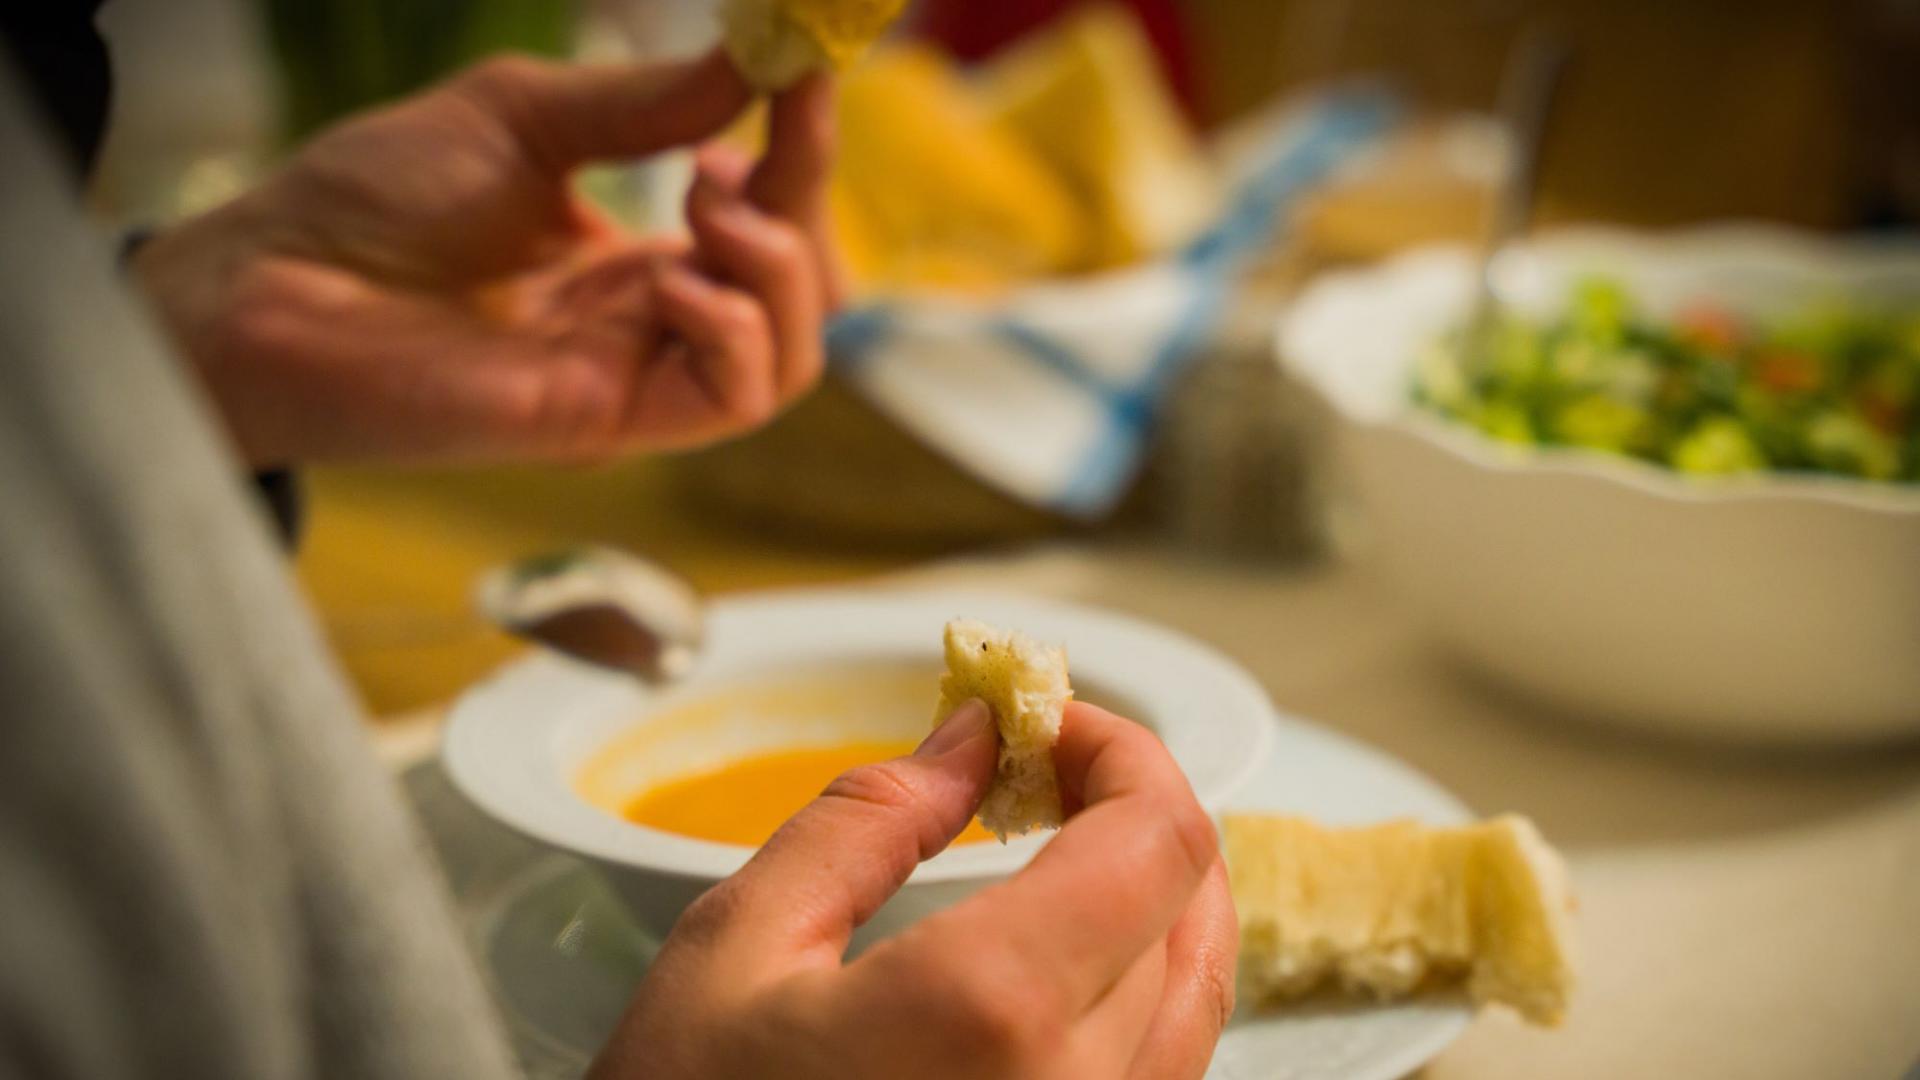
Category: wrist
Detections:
[
  {"x1": 131, "y1": 201, "x2": 245, "y2": 357},
  {"x1": 131, "y1": 198, "x2": 290, "y2": 468}
]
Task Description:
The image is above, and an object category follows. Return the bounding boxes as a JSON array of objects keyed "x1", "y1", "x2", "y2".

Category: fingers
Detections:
[
  {"x1": 1072, "y1": 931, "x2": 1169, "y2": 1075},
  {"x1": 1127, "y1": 859, "x2": 1238, "y2": 1080},
  {"x1": 524, "y1": 216, "x2": 818, "y2": 449},
  {"x1": 651, "y1": 261, "x2": 778, "y2": 429},
  {"x1": 695, "y1": 123, "x2": 845, "y2": 319},
  {"x1": 691, "y1": 700, "x2": 1000, "y2": 965},
  {"x1": 693, "y1": 143, "x2": 756, "y2": 195},
  {"x1": 927, "y1": 703, "x2": 1218, "y2": 1016},
  {"x1": 200, "y1": 255, "x2": 651, "y2": 464},
  {"x1": 684, "y1": 171, "x2": 825, "y2": 399},
  {"x1": 456, "y1": 48, "x2": 752, "y2": 172},
  {"x1": 746, "y1": 74, "x2": 836, "y2": 222},
  {"x1": 750, "y1": 76, "x2": 848, "y2": 310},
  {"x1": 691, "y1": 76, "x2": 848, "y2": 311}
]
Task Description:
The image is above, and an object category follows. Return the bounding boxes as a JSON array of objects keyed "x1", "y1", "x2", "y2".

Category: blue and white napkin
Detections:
[{"x1": 826, "y1": 87, "x2": 1399, "y2": 519}]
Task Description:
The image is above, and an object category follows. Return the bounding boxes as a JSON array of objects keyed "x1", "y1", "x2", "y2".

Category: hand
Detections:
[
  {"x1": 591, "y1": 701, "x2": 1238, "y2": 1079},
  {"x1": 135, "y1": 50, "x2": 841, "y2": 468}
]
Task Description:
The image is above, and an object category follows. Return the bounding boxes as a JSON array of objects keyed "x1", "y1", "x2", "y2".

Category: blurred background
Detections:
[{"x1": 83, "y1": 0, "x2": 1920, "y2": 716}]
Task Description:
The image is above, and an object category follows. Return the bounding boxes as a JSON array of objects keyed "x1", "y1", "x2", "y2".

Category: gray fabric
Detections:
[{"x1": 0, "y1": 64, "x2": 522, "y2": 1080}]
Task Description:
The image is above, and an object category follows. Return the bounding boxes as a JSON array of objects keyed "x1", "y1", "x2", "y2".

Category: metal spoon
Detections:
[
  {"x1": 477, "y1": 546, "x2": 705, "y2": 686},
  {"x1": 1459, "y1": 26, "x2": 1575, "y2": 365}
]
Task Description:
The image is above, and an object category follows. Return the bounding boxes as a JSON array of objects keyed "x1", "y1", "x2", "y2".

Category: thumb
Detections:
[
  {"x1": 717, "y1": 699, "x2": 999, "y2": 963},
  {"x1": 458, "y1": 48, "x2": 752, "y2": 172}
]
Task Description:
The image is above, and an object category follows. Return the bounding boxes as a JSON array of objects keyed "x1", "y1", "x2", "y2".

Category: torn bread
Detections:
[
  {"x1": 935, "y1": 619, "x2": 1071, "y2": 838},
  {"x1": 720, "y1": 0, "x2": 907, "y2": 91},
  {"x1": 1225, "y1": 813, "x2": 1577, "y2": 1026},
  {"x1": 978, "y1": 3, "x2": 1217, "y2": 268}
]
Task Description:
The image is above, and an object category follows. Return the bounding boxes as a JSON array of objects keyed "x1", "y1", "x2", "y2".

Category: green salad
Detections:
[{"x1": 1412, "y1": 279, "x2": 1920, "y2": 482}]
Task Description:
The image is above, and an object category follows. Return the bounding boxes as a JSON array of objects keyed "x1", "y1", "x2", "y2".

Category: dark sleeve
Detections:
[
  {"x1": 255, "y1": 468, "x2": 307, "y2": 545},
  {"x1": 0, "y1": 1, "x2": 110, "y2": 178}
]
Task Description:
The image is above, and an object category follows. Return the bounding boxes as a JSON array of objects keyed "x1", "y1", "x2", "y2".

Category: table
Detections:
[
  {"x1": 373, "y1": 541, "x2": 1920, "y2": 1077},
  {"x1": 297, "y1": 461, "x2": 926, "y2": 714}
]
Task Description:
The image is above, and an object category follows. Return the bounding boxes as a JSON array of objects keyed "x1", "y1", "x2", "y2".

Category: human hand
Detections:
[
  {"x1": 135, "y1": 50, "x2": 840, "y2": 468},
  {"x1": 590, "y1": 700, "x2": 1237, "y2": 1079}
]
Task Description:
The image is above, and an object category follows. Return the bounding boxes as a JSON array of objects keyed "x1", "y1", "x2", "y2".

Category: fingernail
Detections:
[{"x1": 916, "y1": 698, "x2": 991, "y2": 758}]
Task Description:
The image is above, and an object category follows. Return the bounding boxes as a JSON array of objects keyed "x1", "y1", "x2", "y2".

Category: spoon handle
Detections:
[{"x1": 1464, "y1": 27, "x2": 1575, "y2": 354}]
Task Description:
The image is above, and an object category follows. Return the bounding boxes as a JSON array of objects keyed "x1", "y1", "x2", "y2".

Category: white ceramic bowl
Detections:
[
  {"x1": 1281, "y1": 226, "x2": 1920, "y2": 744},
  {"x1": 444, "y1": 589, "x2": 1276, "y2": 945}
]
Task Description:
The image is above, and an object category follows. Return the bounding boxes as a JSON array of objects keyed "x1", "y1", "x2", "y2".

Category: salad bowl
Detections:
[{"x1": 1280, "y1": 227, "x2": 1920, "y2": 743}]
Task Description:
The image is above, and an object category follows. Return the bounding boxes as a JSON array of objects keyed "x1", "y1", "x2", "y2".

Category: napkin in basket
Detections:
[{"x1": 826, "y1": 87, "x2": 1398, "y2": 519}]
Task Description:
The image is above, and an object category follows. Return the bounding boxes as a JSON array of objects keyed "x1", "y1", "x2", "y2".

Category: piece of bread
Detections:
[
  {"x1": 1225, "y1": 813, "x2": 1577, "y2": 1026},
  {"x1": 831, "y1": 46, "x2": 1088, "y2": 296},
  {"x1": 720, "y1": 0, "x2": 907, "y2": 91},
  {"x1": 935, "y1": 619, "x2": 1072, "y2": 838},
  {"x1": 978, "y1": 4, "x2": 1218, "y2": 269}
]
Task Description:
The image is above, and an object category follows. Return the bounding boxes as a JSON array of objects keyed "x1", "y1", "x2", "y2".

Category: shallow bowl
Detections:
[{"x1": 444, "y1": 589, "x2": 1276, "y2": 944}]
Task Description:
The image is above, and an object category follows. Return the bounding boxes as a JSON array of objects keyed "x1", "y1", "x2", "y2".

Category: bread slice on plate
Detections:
[
  {"x1": 1225, "y1": 813, "x2": 1577, "y2": 1026},
  {"x1": 935, "y1": 619, "x2": 1072, "y2": 839}
]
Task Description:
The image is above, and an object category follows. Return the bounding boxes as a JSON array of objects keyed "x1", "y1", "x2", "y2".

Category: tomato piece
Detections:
[
  {"x1": 1753, "y1": 350, "x2": 1822, "y2": 394},
  {"x1": 1857, "y1": 391, "x2": 1908, "y2": 435},
  {"x1": 1676, "y1": 303, "x2": 1743, "y2": 354}
]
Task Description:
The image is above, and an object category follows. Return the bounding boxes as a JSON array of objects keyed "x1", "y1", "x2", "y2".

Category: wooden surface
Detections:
[
  {"x1": 295, "y1": 459, "x2": 929, "y2": 715},
  {"x1": 1187, "y1": 0, "x2": 1862, "y2": 227}
]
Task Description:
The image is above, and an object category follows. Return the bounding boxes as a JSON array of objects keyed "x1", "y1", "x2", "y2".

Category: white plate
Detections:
[
  {"x1": 1208, "y1": 716, "x2": 1473, "y2": 1080},
  {"x1": 460, "y1": 711, "x2": 1474, "y2": 1080}
]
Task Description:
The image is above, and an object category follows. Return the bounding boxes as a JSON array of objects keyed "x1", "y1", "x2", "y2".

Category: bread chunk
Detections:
[
  {"x1": 721, "y1": 0, "x2": 906, "y2": 90},
  {"x1": 1226, "y1": 813, "x2": 1577, "y2": 1026},
  {"x1": 935, "y1": 619, "x2": 1071, "y2": 838}
]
